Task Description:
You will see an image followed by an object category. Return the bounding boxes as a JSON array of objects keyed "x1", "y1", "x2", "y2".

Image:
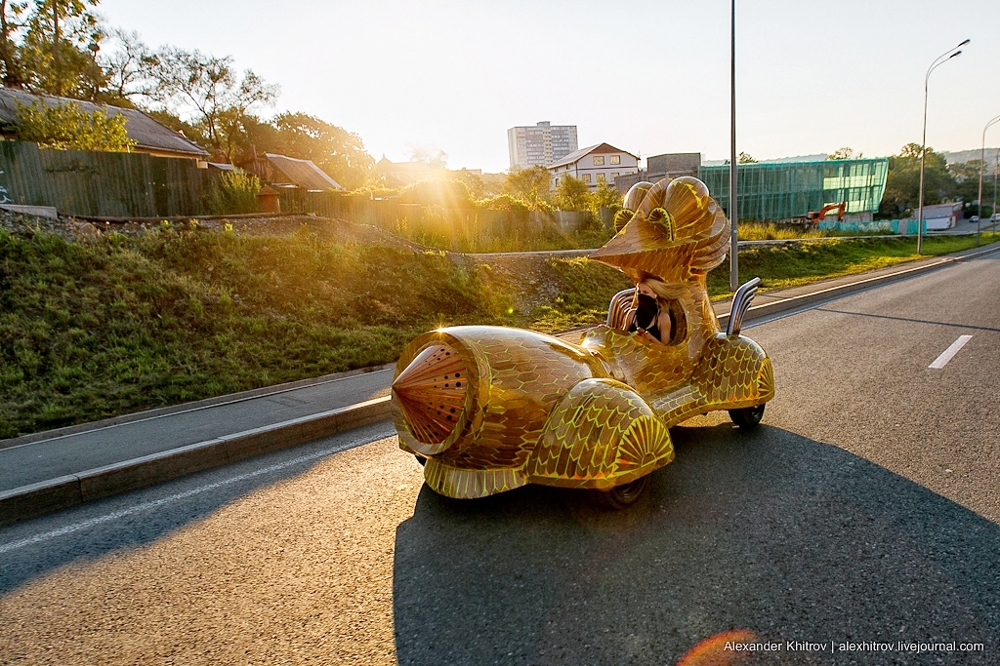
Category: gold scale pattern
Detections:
[{"x1": 392, "y1": 176, "x2": 774, "y2": 499}]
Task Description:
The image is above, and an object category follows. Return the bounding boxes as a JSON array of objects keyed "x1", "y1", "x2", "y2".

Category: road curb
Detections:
[
  {"x1": 718, "y1": 243, "x2": 1000, "y2": 326},
  {"x1": 1, "y1": 364, "x2": 394, "y2": 450},
  {"x1": 0, "y1": 396, "x2": 392, "y2": 526}
]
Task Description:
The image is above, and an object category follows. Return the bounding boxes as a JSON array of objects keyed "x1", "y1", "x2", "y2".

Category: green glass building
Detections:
[{"x1": 697, "y1": 158, "x2": 888, "y2": 221}]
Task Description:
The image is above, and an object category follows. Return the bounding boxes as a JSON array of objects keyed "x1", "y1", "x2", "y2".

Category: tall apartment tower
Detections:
[{"x1": 507, "y1": 121, "x2": 578, "y2": 169}]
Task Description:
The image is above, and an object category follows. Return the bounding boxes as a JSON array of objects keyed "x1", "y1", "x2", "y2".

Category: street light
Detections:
[
  {"x1": 977, "y1": 114, "x2": 1000, "y2": 245},
  {"x1": 994, "y1": 147, "x2": 999, "y2": 232},
  {"x1": 729, "y1": 0, "x2": 738, "y2": 292},
  {"x1": 976, "y1": 116, "x2": 1000, "y2": 245},
  {"x1": 917, "y1": 38, "x2": 969, "y2": 255}
]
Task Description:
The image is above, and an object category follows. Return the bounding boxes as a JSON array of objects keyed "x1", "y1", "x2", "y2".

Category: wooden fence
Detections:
[
  {"x1": 0, "y1": 141, "x2": 613, "y2": 236},
  {"x1": 0, "y1": 141, "x2": 221, "y2": 218},
  {"x1": 277, "y1": 189, "x2": 600, "y2": 239}
]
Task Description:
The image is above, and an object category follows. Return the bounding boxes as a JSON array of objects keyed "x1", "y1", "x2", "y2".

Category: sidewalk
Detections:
[{"x1": 3, "y1": 242, "x2": 999, "y2": 525}]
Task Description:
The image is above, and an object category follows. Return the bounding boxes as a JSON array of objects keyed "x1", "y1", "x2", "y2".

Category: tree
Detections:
[
  {"x1": 450, "y1": 168, "x2": 490, "y2": 200},
  {"x1": 0, "y1": 0, "x2": 27, "y2": 87},
  {"x1": 396, "y1": 178, "x2": 474, "y2": 208},
  {"x1": 16, "y1": 99, "x2": 133, "y2": 150},
  {"x1": 503, "y1": 165, "x2": 551, "y2": 206},
  {"x1": 949, "y1": 159, "x2": 983, "y2": 183},
  {"x1": 590, "y1": 180, "x2": 623, "y2": 214},
  {"x1": 829, "y1": 147, "x2": 863, "y2": 160},
  {"x1": 268, "y1": 112, "x2": 375, "y2": 190},
  {"x1": 878, "y1": 143, "x2": 955, "y2": 218},
  {"x1": 17, "y1": 0, "x2": 104, "y2": 98},
  {"x1": 554, "y1": 174, "x2": 591, "y2": 211},
  {"x1": 141, "y1": 46, "x2": 278, "y2": 161},
  {"x1": 208, "y1": 111, "x2": 377, "y2": 191},
  {"x1": 98, "y1": 28, "x2": 151, "y2": 104},
  {"x1": 950, "y1": 159, "x2": 987, "y2": 213},
  {"x1": 407, "y1": 144, "x2": 447, "y2": 169}
]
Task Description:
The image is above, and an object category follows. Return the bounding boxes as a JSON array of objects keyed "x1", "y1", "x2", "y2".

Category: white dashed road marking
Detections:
[{"x1": 929, "y1": 335, "x2": 973, "y2": 369}]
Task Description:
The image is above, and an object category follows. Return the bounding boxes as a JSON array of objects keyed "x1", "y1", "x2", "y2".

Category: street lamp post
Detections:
[
  {"x1": 728, "y1": 0, "x2": 738, "y2": 292},
  {"x1": 994, "y1": 148, "x2": 999, "y2": 232},
  {"x1": 978, "y1": 114, "x2": 1000, "y2": 245},
  {"x1": 917, "y1": 39, "x2": 969, "y2": 255}
]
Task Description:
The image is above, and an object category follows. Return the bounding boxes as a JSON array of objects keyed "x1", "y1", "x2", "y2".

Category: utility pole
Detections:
[
  {"x1": 52, "y1": 0, "x2": 61, "y2": 96},
  {"x1": 728, "y1": 0, "x2": 738, "y2": 292}
]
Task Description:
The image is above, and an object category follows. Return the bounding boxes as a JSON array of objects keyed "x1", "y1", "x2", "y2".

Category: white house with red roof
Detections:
[{"x1": 547, "y1": 142, "x2": 639, "y2": 191}]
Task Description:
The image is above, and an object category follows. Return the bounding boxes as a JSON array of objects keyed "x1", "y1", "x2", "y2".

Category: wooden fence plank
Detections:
[{"x1": 0, "y1": 141, "x2": 222, "y2": 217}]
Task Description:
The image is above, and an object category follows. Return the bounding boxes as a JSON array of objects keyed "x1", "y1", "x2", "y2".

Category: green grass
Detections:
[
  {"x1": 706, "y1": 233, "x2": 1000, "y2": 296},
  {"x1": 390, "y1": 215, "x2": 614, "y2": 253},
  {"x1": 0, "y1": 226, "x2": 515, "y2": 437},
  {"x1": 1, "y1": 225, "x2": 996, "y2": 438},
  {"x1": 737, "y1": 222, "x2": 826, "y2": 241}
]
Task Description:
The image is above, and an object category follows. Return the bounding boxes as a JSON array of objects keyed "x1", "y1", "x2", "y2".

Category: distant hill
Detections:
[
  {"x1": 943, "y1": 149, "x2": 1000, "y2": 167},
  {"x1": 704, "y1": 150, "x2": 999, "y2": 168},
  {"x1": 703, "y1": 153, "x2": 867, "y2": 166}
]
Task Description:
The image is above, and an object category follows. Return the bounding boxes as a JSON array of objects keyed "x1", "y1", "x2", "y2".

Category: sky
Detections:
[{"x1": 98, "y1": 0, "x2": 1000, "y2": 173}]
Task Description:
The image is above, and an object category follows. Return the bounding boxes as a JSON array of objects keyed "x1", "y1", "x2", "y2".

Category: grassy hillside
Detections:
[{"x1": 1, "y1": 220, "x2": 996, "y2": 438}]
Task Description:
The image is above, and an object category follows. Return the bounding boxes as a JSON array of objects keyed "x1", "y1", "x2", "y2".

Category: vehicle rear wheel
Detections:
[
  {"x1": 591, "y1": 475, "x2": 650, "y2": 510},
  {"x1": 729, "y1": 404, "x2": 765, "y2": 429}
]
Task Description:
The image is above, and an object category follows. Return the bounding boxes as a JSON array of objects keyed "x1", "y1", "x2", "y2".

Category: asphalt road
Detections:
[{"x1": 1, "y1": 253, "x2": 998, "y2": 666}]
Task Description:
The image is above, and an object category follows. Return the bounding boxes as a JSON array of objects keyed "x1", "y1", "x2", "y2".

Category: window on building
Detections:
[
  {"x1": 582, "y1": 173, "x2": 592, "y2": 183},
  {"x1": 611, "y1": 172, "x2": 620, "y2": 180},
  {"x1": 593, "y1": 155, "x2": 605, "y2": 166},
  {"x1": 597, "y1": 174, "x2": 607, "y2": 183},
  {"x1": 610, "y1": 155, "x2": 621, "y2": 165}
]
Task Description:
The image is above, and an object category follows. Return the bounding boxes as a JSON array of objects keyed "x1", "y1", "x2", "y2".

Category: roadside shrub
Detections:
[
  {"x1": 16, "y1": 101, "x2": 135, "y2": 152},
  {"x1": 396, "y1": 179, "x2": 474, "y2": 208},
  {"x1": 204, "y1": 171, "x2": 261, "y2": 215}
]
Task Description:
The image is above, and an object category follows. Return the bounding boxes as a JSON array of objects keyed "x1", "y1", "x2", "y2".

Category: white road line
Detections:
[
  {"x1": 929, "y1": 335, "x2": 973, "y2": 369},
  {"x1": 0, "y1": 426, "x2": 396, "y2": 556}
]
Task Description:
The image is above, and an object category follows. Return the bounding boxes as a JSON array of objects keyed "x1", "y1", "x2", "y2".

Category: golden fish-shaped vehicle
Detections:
[{"x1": 391, "y1": 177, "x2": 774, "y2": 508}]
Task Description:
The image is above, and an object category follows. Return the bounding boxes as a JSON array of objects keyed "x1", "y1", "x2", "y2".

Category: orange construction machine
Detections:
[{"x1": 806, "y1": 201, "x2": 847, "y2": 226}]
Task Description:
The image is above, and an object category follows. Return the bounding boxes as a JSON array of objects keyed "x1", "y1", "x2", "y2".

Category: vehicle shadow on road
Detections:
[{"x1": 392, "y1": 424, "x2": 1000, "y2": 665}]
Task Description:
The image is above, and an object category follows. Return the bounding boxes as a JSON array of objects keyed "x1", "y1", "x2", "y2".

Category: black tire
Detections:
[
  {"x1": 591, "y1": 475, "x2": 650, "y2": 510},
  {"x1": 415, "y1": 455, "x2": 426, "y2": 466},
  {"x1": 729, "y1": 404, "x2": 765, "y2": 429}
]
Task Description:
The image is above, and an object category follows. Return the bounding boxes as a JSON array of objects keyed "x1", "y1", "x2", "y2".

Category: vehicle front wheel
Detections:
[
  {"x1": 729, "y1": 404, "x2": 765, "y2": 429},
  {"x1": 591, "y1": 475, "x2": 650, "y2": 510}
]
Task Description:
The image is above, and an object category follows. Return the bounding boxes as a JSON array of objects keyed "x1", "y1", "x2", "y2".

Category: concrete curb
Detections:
[
  {"x1": 717, "y1": 243, "x2": 1000, "y2": 326},
  {"x1": 1, "y1": 363, "x2": 394, "y2": 450},
  {"x1": 0, "y1": 396, "x2": 391, "y2": 526}
]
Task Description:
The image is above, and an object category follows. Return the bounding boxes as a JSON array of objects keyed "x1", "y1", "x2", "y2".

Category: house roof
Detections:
[
  {"x1": 264, "y1": 153, "x2": 343, "y2": 191},
  {"x1": 548, "y1": 142, "x2": 637, "y2": 169},
  {"x1": 376, "y1": 156, "x2": 445, "y2": 187},
  {"x1": 377, "y1": 157, "x2": 437, "y2": 174},
  {"x1": 0, "y1": 87, "x2": 209, "y2": 157}
]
